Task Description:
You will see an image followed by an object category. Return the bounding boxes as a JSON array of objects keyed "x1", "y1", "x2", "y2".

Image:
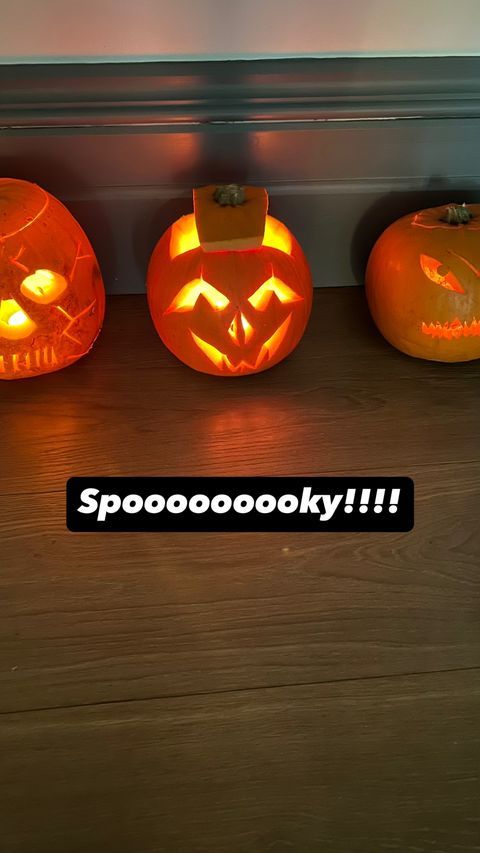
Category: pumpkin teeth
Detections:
[
  {"x1": 421, "y1": 318, "x2": 480, "y2": 339},
  {"x1": 0, "y1": 345, "x2": 57, "y2": 375}
]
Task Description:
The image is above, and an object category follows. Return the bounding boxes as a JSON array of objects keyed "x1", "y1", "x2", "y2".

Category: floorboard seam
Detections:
[{"x1": 3, "y1": 663, "x2": 480, "y2": 718}]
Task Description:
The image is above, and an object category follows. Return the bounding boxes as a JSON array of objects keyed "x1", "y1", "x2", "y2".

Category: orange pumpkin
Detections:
[
  {"x1": 366, "y1": 203, "x2": 480, "y2": 362},
  {"x1": 147, "y1": 185, "x2": 313, "y2": 376},
  {"x1": 0, "y1": 179, "x2": 105, "y2": 380}
]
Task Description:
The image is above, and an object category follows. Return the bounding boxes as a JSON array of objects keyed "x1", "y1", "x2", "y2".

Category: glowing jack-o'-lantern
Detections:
[
  {"x1": 147, "y1": 185, "x2": 312, "y2": 376},
  {"x1": 366, "y1": 203, "x2": 480, "y2": 362},
  {"x1": 0, "y1": 178, "x2": 105, "y2": 379}
]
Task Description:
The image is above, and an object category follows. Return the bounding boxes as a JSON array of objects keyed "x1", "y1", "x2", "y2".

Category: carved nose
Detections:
[
  {"x1": 0, "y1": 299, "x2": 37, "y2": 340},
  {"x1": 228, "y1": 311, "x2": 253, "y2": 346},
  {"x1": 228, "y1": 312, "x2": 244, "y2": 346}
]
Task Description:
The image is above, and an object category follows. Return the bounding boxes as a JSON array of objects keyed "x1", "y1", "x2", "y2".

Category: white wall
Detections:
[{"x1": 2, "y1": 0, "x2": 480, "y2": 62}]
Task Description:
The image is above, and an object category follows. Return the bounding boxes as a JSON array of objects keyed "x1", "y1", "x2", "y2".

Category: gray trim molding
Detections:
[
  {"x1": 1, "y1": 57, "x2": 480, "y2": 292},
  {"x1": 3, "y1": 57, "x2": 480, "y2": 127}
]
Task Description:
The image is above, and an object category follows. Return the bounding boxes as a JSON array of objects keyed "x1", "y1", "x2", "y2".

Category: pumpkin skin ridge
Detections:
[
  {"x1": 365, "y1": 203, "x2": 480, "y2": 362},
  {"x1": 147, "y1": 214, "x2": 313, "y2": 377},
  {"x1": 0, "y1": 179, "x2": 105, "y2": 380}
]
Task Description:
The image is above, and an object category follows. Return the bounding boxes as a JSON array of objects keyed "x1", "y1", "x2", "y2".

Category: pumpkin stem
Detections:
[
  {"x1": 440, "y1": 203, "x2": 474, "y2": 225},
  {"x1": 213, "y1": 185, "x2": 246, "y2": 206}
]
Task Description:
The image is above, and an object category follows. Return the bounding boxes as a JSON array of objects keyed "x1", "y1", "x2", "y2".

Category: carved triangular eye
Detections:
[
  {"x1": 21, "y1": 269, "x2": 68, "y2": 304},
  {"x1": 419, "y1": 254, "x2": 465, "y2": 293},
  {"x1": 248, "y1": 276, "x2": 302, "y2": 311},
  {"x1": 165, "y1": 277, "x2": 230, "y2": 314}
]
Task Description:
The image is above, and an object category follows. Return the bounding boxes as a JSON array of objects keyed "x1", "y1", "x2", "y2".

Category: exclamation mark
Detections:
[
  {"x1": 359, "y1": 488, "x2": 370, "y2": 514},
  {"x1": 374, "y1": 488, "x2": 385, "y2": 513},
  {"x1": 344, "y1": 488, "x2": 355, "y2": 513},
  {"x1": 389, "y1": 488, "x2": 400, "y2": 513}
]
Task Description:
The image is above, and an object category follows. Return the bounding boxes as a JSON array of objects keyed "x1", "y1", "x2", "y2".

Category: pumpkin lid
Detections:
[
  {"x1": 440, "y1": 203, "x2": 474, "y2": 225},
  {"x1": 410, "y1": 202, "x2": 480, "y2": 232},
  {"x1": 193, "y1": 184, "x2": 268, "y2": 252}
]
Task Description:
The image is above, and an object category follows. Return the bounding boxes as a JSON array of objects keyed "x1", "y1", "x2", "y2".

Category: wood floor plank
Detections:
[
  {"x1": 1, "y1": 670, "x2": 480, "y2": 853},
  {"x1": 1, "y1": 459, "x2": 479, "y2": 713},
  {"x1": 1, "y1": 289, "x2": 480, "y2": 712},
  {"x1": 0, "y1": 290, "x2": 480, "y2": 498},
  {"x1": 2, "y1": 290, "x2": 480, "y2": 849}
]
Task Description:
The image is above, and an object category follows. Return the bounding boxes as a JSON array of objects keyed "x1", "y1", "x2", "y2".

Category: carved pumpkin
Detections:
[
  {"x1": 147, "y1": 185, "x2": 312, "y2": 376},
  {"x1": 366, "y1": 203, "x2": 480, "y2": 362},
  {"x1": 0, "y1": 178, "x2": 105, "y2": 379}
]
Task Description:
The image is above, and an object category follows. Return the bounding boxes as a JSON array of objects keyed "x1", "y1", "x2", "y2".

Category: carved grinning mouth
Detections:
[
  {"x1": 421, "y1": 318, "x2": 480, "y2": 339},
  {"x1": 191, "y1": 314, "x2": 292, "y2": 373},
  {"x1": 0, "y1": 345, "x2": 58, "y2": 374}
]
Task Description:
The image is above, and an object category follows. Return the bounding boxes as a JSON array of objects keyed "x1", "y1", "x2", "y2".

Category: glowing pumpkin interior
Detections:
[
  {"x1": 365, "y1": 203, "x2": 480, "y2": 362},
  {"x1": 147, "y1": 209, "x2": 312, "y2": 376},
  {"x1": 419, "y1": 251, "x2": 480, "y2": 339},
  {"x1": 0, "y1": 179, "x2": 105, "y2": 379}
]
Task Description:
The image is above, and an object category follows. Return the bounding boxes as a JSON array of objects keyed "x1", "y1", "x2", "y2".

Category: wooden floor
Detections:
[{"x1": 1, "y1": 288, "x2": 480, "y2": 853}]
